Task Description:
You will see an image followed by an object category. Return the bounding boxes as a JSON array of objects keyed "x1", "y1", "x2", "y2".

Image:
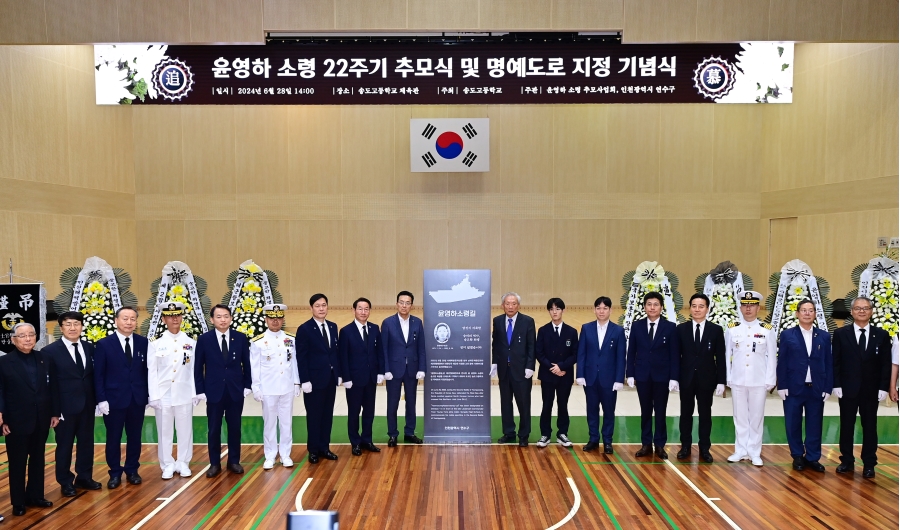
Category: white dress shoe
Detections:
[
  {"x1": 161, "y1": 464, "x2": 175, "y2": 480},
  {"x1": 263, "y1": 459, "x2": 275, "y2": 470},
  {"x1": 178, "y1": 462, "x2": 192, "y2": 477},
  {"x1": 281, "y1": 457, "x2": 294, "y2": 468},
  {"x1": 751, "y1": 457, "x2": 764, "y2": 467},
  {"x1": 727, "y1": 453, "x2": 747, "y2": 463}
]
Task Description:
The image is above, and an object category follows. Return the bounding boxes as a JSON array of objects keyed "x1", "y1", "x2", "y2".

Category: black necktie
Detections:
[
  {"x1": 321, "y1": 323, "x2": 328, "y2": 345},
  {"x1": 555, "y1": 325, "x2": 560, "y2": 336},
  {"x1": 72, "y1": 342, "x2": 85, "y2": 375},
  {"x1": 124, "y1": 337, "x2": 132, "y2": 365},
  {"x1": 859, "y1": 328, "x2": 867, "y2": 353},
  {"x1": 649, "y1": 322, "x2": 655, "y2": 343},
  {"x1": 221, "y1": 334, "x2": 229, "y2": 362},
  {"x1": 695, "y1": 323, "x2": 701, "y2": 347},
  {"x1": 363, "y1": 324, "x2": 368, "y2": 343}
]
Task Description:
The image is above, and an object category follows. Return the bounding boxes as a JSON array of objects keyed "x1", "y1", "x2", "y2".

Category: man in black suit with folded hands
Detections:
[
  {"x1": 832, "y1": 296, "x2": 893, "y2": 478},
  {"x1": 490, "y1": 292, "x2": 536, "y2": 447},
  {"x1": 45, "y1": 311, "x2": 103, "y2": 497},
  {"x1": 339, "y1": 297, "x2": 384, "y2": 456},
  {"x1": 675, "y1": 294, "x2": 726, "y2": 463},
  {"x1": 535, "y1": 297, "x2": 578, "y2": 448}
]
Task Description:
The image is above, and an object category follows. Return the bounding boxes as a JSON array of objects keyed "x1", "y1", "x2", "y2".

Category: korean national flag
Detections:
[{"x1": 410, "y1": 118, "x2": 489, "y2": 172}]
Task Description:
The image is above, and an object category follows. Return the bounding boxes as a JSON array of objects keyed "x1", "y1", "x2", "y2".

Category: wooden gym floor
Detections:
[{"x1": 0, "y1": 443, "x2": 895, "y2": 529}]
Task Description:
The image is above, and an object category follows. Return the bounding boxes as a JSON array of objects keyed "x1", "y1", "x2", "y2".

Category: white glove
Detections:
[
  {"x1": 98, "y1": 401, "x2": 110, "y2": 415},
  {"x1": 148, "y1": 399, "x2": 162, "y2": 410},
  {"x1": 727, "y1": 380, "x2": 732, "y2": 388},
  {"x1": 668, "y1": 380, "x2": 679, "y2": 392},
  {"x1": 193, "y1": 393, "x2": 207, "y2": 406},
  {"x1": 524, "y1": 369, "x2": 534, "y2": 379},
  {"x1": 576, "y1": 378, "x2": 586, "y2": 386},
  {"x1": 612, "y1": 382, "x2": 623, "y2": 392},
  {"x1": 377, "y1": 374, "x2": 385, "y2": 384},
  {"x1": 252, "y1": 391, "x2": 262, "y2": 402},
  {"x1": 384, "y1": 372, "x2": 393, "y2": 381},
  {"x1": 294, "y1": 385, "x2": 301, "y2": 397},
  {"x1": 822, "y1": 392, "x2": 830, "y2": 402},
  {"x1": 301, "y1": 382, "x2": 312, "y2": 393},
  {"x1": 832, "y1": 387, "x2": 843, "y2": 399},
  {"x1": 416, "y1": 371, "x2": 425, "y2": 380},
  {"x1": 243, "y1": 388, "x2": 251, "y2": 398},
  {"x1": 714, "y1": 384, "x2": 724, "y2": 396},
  {"x1": 879, "y1": 390, "x2": 888, "y2": 401},
  {"x1": 343, "y1": 381, "x2": 353, "y2": 389},
  {"x1": 337, "y1": 377, "x2": 343, "y2": 386},
  {"x1": 94, "y1": 405, "x2": 101, "y2": 417},
  {"x1": 777, "y1": 389, "x2": 788, "y2": 400},
  {"x1": 627, "y1": 377, "x2": 634, "y2": 388},
  {"x1": 489, "y1": 364, "x2": 497, "y2": 377},
  {"x1": 765, "y1": 384, "x2": 774, "y2": 392}
]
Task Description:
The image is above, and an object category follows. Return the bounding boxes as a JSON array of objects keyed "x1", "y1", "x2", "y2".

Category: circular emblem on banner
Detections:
[
  {"x1": 435, "y1": 132, "x2": 464, "y2": 159},
  {"x1": 1, "y1": 313, "x2": 25, "y2": 331},
  {"x1": 152, "y1": 58, "x2": 195, "y2": 101},
  {"x1": 433, "y1": 323, "x2": 451, "y2": 344},
  {"x1": 693, "y1": 57, "x2": 736, "y2": 100}
]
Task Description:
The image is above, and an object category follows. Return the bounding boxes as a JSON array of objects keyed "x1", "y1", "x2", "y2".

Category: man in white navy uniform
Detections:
[
  {"x1": 725, "y1": 291, "x2": 776, "y2": 466},
  {"x1": 250, "y1": 304, "x2": 300, "y2": 470},
  {"x1": 147, "y1": 301, "x2": 196, "y2": 479}
]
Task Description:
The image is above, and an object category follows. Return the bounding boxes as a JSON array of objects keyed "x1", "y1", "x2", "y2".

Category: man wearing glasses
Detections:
[{"x1": 832, "y1": 297, "x2": 893, "y2": 478}]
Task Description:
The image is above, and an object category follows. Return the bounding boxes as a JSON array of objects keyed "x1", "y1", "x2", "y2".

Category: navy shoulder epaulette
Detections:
[{"x1": 761, "y1": 322, "x2": 773, "y2": 330}]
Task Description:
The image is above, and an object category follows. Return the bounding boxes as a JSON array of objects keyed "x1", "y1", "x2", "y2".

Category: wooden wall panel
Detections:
[
  {"x1": 658, "y1": 219, "x2": 711, "y2": 296},
  {"x1": 116, "y1": 219, "x2": 138, "y2": 278},
  {"x1": 497, "y1": 106, "x2": 554, "y2": 194},
  {"x1": 767, "y1": 0, "x2": 843, "y2": 41},
  {"x1": 761, "y1": 176, "x2": 898, "y2": 219},
  {"x1": 0, "y1": 178, "x2": 134, "y2": 219},
  {"x1": 116, "y1": 0, "x2": 192, "y2": 43},
  {"x1": 500, "y1": 219, "x2": 554, "y2": 305},
  {"x1": 235, "y1": 106, "x2": 290, "y2": 194},
  {"x1": 45, "y1": 0, "x2": 119, "y2": 43},
  {"x1": 133, "y1": 106, "x2": 184, "y2": 195},
  {"x1": 710, "y1": 219, "x2": 763, "y2": 294},
  {"x1": 183, "y1": 220, "x2": 238, "y2": 306},
  {"x1": 235, "y1": 220, "x2": 293, "y2": 302},
  {"x1": 396, "y1": 220, "x2": 449, "y2": 297},
  {"x1": 840, "y1": 0, "x2": 899, "y2": 42},
  {"x1": 17, "y1": 213, "x2": 73, "y2": 298},
  {"x1": 712, "y1": 105, "x2": 762, "y2": 193},
  {"x1": 263, "y1": 0, "x2": 334, "y2": 31},
  {"x1": 695, "y1": 0, "x2": 769, "y2": 41},
  {"x1": 335, "y1": 0, "x2": 407, "y2": 29},
  {"x1": 448, "y1": 220, "x2": 502, "y2": 303},
  {"x1": 287, "y1": 106, "x2": 342, "y2": 194},
  {"x1": 341, "y1": 106, "x2": 394, "y2": 194},
  {"x1": 607, "y1": 105, "x2": 660, "y2": 193},
  {"x1": 605, "y1": 219, "x2": 659, "y2": 308},
  {"x1": 134, "y1": 220, "x2": 187, "y2": 304},
  {"x1": 408, "y1": 0, "x2": 479, "y2": 29},
  {"x1": 880, "y1": 44, "x2": 899, "y2": 177},
  {"x1": 0, "y1": 0, "x2": 47, "y2": 44},
  {"x1": 0, "y1": 48, "x2": 12, "y2": 180},
  {"x1": 659, "y1": 106, "x2": 714, "y2": 193},
  {"x1": 342, "y1": 220, "x2": 396, "y2": 305},
  {"x1": 71, "y1": 216, "x2": 121, "y2": 271},
  {"x1": 189, "y1": 0, "x2": 264, "y2": 43},
  {"x1": 480, "y1": 0, "x2": 553, "y2": 29},
  {"x1": 0, "y1": 211, "x2": 18, "y2": 271},
  {"x1": 767, "y1": 217, "x2": 797, "y2": 282},
  {"x1": 553, "y1": 105, "x2": 607, "y2": 194},
  {"x1": 552, "y1": 0, "x2": 623, "y2": 30},
  {"x1": 288, "y1": 221, "x2": 344, "y2": 306},
  {"x1": 553, "y1": 219, "x2": 607, "y2": 305},
  {"x1": 182, "y1": 107, "x2": 236, "y2": 195},
  {"x1": 622, "y1": 0, "x2": 697, "y2": 43}
]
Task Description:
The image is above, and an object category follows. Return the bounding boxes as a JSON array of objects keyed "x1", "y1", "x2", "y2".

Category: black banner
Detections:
[{"x1": 0, "y1": 283, "x2": 47, "y2": 352}]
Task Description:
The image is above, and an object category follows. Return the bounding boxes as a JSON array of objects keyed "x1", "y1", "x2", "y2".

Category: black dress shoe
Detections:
[
  {"x1": 206, "y1": 465, "x2": 222, "y2": 477},
  {"x1": 583, "y1": 441, "x2": 600, "y2": 452},
  {"x1": 498, "y1": 434, "x2": 516, "y2": 443},
  {"x1": 805, "y1": 460, "x2": 825, "y2": 473},
  {"x1": 74, "y1": 478, "x2": 102, "y2": 490},
  {"x1": 518, "y1": 439, "x2": 528, "y2": 447},
  {"x1": 388, "y1": 436, "x2": 398, "y2": 447},
  {"x1": 107, "y1": 475, "x2": 122, "y2": 489},
  {"x1": 12, "y1": 505, "x2": 25, "y2": 516},
  {"x1": 25, "y1": 498, "x2": 53, "y2": 508},
  {"x1": 700, "y1": 452, "x2": 714, "y2": 463},
  {"x1": 227, "y1": 463, "x2": 245, "y2": 474},
  {"x1": 676, "y1": 447, "x2": 690, "y2": 459},
  {"x1": 863, "y1": 467, "x2": 876, "y2": 479},
  {"x1": 655, "y1": 446, "x2": 668, "y2": 459},
  {"x1": 308, "y1": 453, "x2": 320, "y2": 464},
  {"x1": 404, "y1": 435, "x2": 424, "y2": 444},
  {"x1": 792, "y1": 457, "x2": 806, "y2": 471},
  {"x1": 126, "y1": 472, "x2": 142, "y2": 485},
  {"x1": 361, "y1": 442, "x2": 381, "y2": 453},
  {"x1": 61, "y1": 484, "x2": 77, "y2": 497},
  {"x1": 351, "y1": 445, "x2": 362, "y2": 456},
  {"x1": 635, "y1": 445, "x2": 653, "y2": 457},
  {"x1": 604, "y1": 444, "x2": 614, "y2": 455},
  {"x1": 836, "y1": 463, "x2": 854, "y2": 474},
  {"x1": 321, "y1": 450, "x2": 338, "y2": 461}
]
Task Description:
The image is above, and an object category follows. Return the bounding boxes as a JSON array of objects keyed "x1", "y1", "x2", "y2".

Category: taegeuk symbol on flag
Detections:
[{"x1": 410, "y1": 118, "x2": 490, "y2": 172}]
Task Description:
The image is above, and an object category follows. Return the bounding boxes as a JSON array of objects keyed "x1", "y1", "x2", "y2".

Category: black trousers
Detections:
[
  {"x1": 499, "y1": 370, "x2": 532, "y2": 440},
  {"x1": 6, "y1": 426, "x2": 49, "y2": 506},
  {"x1": 539, "y1": 376, "x2": 572, "y2": 437},
  {"x1": 839, "y1": 393, "x2": 881, "y2": 467},
  {"x1": 103, "y1": 396, "x2": 145, "y2": 477},
  {"x1": 304, "y1": 378, "x2": 337, "y2": 454},
  {"x1": 54, "y1": 405, "x2": 96, "y2": 486},
  {"x1": 386, "y1": 369, "x2": 418, "y2": 437},
  {"x1": 679, "y1": 377, "x2": 714, "y2": 452},
  {"x1": 636, "y1": 380, "x2": 669, "y2": 447},
  {"x1": 207, "y1": 391, "x2": 244, "y2": 466},
  {"x1": 346, "y1": 379, "x2": 376, "y2": 445}
]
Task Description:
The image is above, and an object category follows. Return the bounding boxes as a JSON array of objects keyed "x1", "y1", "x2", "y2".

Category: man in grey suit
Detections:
[{"x1": 490, "y1": 292, "x2": 536, "y2": 446}]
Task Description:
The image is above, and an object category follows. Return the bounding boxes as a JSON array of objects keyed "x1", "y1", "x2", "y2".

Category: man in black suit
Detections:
[
  {"x1": 45, "y1": 311, "x2": 102, "y2": 497},
  {"x1": 0, "y1": 323, "x2": 59, "y2": 516},
  {"x1": 535, "y1": 298, "x2": 578, "y2": 448},
  {"x1": 339, "y1": 297, "x2": 384, "y2": 456},
  {"x1": 490, "y1": 292, "x2": 536, "y2": 446},
  {"x1": 833, "y1": 296, "x2": 893, "y2": 478},
  {"x1": 675, "y1": 294, "x2": 726, "y2": 463}
]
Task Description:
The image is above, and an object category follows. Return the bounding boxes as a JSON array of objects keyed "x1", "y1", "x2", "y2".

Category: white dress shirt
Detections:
[
  {"x1": 64, "y1": 339, "x2": 87, "y2": 367},
  {"x1": 505, "y1": 313, "x2": 519, "y2": 335},
  {"x1": 647, "y1": 317, "x2": 660, "y2": 335},
  {"x1": 116, "y1": 330, "x2": 133, "y2": 352},
  {"x1": 596, "y1": 321, "x2": 608, "y2": 346},
  {"x1": 313, "y1": 318, "x2": 330, "y2": 344},
  {"x1": 691, "y1": 319, "x2": 706, "y2": 340},
  {"x1": 355, "y1": 320, "x2": 368, "y2": 341},
  {"x1": 398, "y1": 314, "x2": 410, "y2": 342},
  {"x1": 800, "y1": 325, "x2": 814, "y2": 382}
]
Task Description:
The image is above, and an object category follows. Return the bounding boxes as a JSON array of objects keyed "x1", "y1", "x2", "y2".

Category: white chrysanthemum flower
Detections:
[{"x1": 95, "y1": 63, "x2": 134, "y2": 105}]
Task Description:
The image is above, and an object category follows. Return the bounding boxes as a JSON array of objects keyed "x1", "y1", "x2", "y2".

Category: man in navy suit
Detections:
[
  {"x1": 339, "y1": 297, "x2": 384, "y2": 456},
  {"x1": 577, "y1": 296, "x2": 626, "y2": 454},
  {"x1": 777, "y1": 299, "x2": 833, "y2": 472},
  {"x1": 94, "y1": 306, "x2": 148, "y2": 488},
  {"x1": 626, "y1": 292, "x2": 680, "y2": 459},
  {"x1": 491, "y1": 292, "x2": 536, "y2": 446},
  {"x1": 675, "y1": 294, "x2": 726, "y2": 463},
  {"x1": 381, "y1": 290, "x2": 426, "y2": 446},
  {"x1": 296, "y1": 293, "x2": 341, "y2": 463},
  {"x1": 536, "y1": 298, "x2": 578, "y2": 449},
  {"x1": 194, "y1": 304, "x2": 252, "y2": 477},
  {"x1": 833, "y1": 296, "x2": 893, "y2": 478}
]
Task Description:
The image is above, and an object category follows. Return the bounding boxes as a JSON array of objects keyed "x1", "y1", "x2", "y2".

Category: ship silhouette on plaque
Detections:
[{"x1": 428, "y1": 275, "x2": 486, "y2": 304}]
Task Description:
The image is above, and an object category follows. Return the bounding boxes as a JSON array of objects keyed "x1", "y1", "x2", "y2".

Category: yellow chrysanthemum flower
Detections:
[
  {"x1": 241, "y1": 296, "x2": 258, "y2": 312},
  {"x1": 85, "y1": 326, "x2": 108, "y2": 342},
  {"x1": 170, "y1": 285, "x2": 187, "y2": 297},
  {"x1": 245, "y1": 263, "x2": 263, "y2": 274},
  {"x1": 242, "y1": 280, "x2": 262, "y2": 293}
]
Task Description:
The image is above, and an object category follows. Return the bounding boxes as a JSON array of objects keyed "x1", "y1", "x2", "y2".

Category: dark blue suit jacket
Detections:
[
  {"x1": 193, "y1": 329, "x2": 252, "y2": 403},
  {"x1": 626, "y1": 318, "x2": 679, "y2": 383},
  {"x1": 777, "y1": 326, "x2": 833, "y2": 396},
  {"x1": 577, "y1": 321, "x2": 626, "y2": 388},
  {"x1": 339, "y1": 321, "x2": 384, "y2": 385},
  {"x1": 380, "y1": 314, "x2": 426, "y2": 377},
  {"x1": 94, "y1": 333, "x2": 149, "y2": 409},
  {"x1": 536, "y1": 322, "x2": 578, "y2": 382},
  {"x1": 296, "y1": 318, "x2": 340, "y2": 390}
]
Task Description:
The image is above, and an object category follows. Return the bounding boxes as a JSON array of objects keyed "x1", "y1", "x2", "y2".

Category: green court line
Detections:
[
  {"x1": 613, "y1": 453, "x2": 680, "y2": 530},
  {"x1": 192, "y1": 459, "x2": 264, "y2": 530},
  {"x1": 249, "y1": 456, "x2": 308, "y2": 529},
  {"x1": 568, "y1": 447, "x2": 622, "y2": 530}
]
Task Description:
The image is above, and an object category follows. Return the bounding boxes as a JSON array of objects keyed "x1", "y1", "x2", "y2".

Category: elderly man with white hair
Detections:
[{"x1": 490, "y1": 292, "x2": 536, "y2": 446}]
